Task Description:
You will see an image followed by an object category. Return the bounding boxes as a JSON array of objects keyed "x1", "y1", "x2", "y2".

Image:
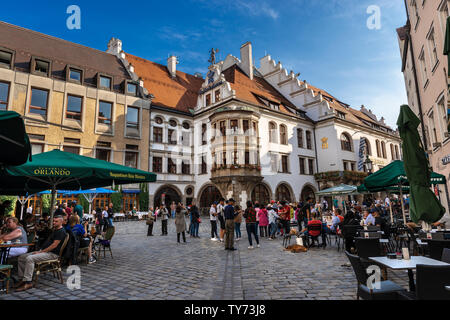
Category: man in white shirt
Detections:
[
  {"x1": 363, "y1": 210, "x2": 375, "y2": 226},
  {"x1": 384, "y1": 196, "x2": 390, "y2": 207},
  {"x1": 217, "y1": 198, "x2": 226, "y2": 242},
  {"x1": 210, "y1": 202, "x2": 219, "y2": 241}
]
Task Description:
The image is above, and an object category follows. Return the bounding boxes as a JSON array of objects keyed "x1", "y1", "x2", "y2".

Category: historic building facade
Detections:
[
  {"x1": 397, "y1": 0, "x2": 450, "y2": 217},
  {"x1": 1, "y1": 21, "x2": 403, "y2": 213}
]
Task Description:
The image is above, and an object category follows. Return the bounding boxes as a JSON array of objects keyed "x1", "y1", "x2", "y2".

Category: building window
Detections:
[
  {"x1": 230, "y1": 120, "x2": 238, "y2": 134},
  {"x1": 99, "y1": 75, "x2": 112, "y2": 90},
  {"x1": 169, "y1": 120, "x2": 177, "y2": 127},
  {"x1": 437, "y1": 96, "x2": 447, "y2": 140},
  {"x1": 68, "y1": 67, "x2": 82, "y2": 83},
  {"x1": 127, "y1": 82, "x2": 138, "y2": 96},
  {"x1": 29, "y1": 88, "x2": 49, "y2": 116},
  {"x1": 281, "y1": 155, "x2": 289, "y2": 173},
  {"x1": 381, "y1": 141, "x2": 387, "y2": 159},
  {"x1": 32, "y1": 58, "x2": 50, "y2": 77},
  {"x1": 126, "y1": 107, "x2": 139, "y2": 130},
  {"x1": 66, "y1": 95, "x2": 82, "y2": 121},
  {"x1": 297, "y1": 129, "x2": 303, "y2": 148},
  {"x1": 152, "y1": 157, "x2": 162, "y2": 173},
  {"x1": 270, "y1": 153, "x2": 278, "y2": 172},
  {"x1": 182, "y1": 122, "x2": 190, "y2": 130},
  {"x1": 308, "y1": 159, "x2": 314, "y2": 175},
  {"x1": 155, "y1": 117, "x2": 163, "y2": 125},
  {"x1": 253, "y1": 122, "x2": 257, "y2": 135},
  {"x1": 201, "y1": 124, "x2": 207, "y2": 145},
  {"x1": 280, "y1": 125, "x2": 287, "y2": 145},
  {"x1": 98, "y1": 101, "x2": 112, "y2": 125},
  {"x1": 219, "y1": 121, "x2": 226, "y2": 136},
  {"x1": 245, "y1": 152, "x2": 250, "y2": 165},
  {"x1": 418, "y1": 49, "x2": 428, "y2": 87},
  {"x1": 181, "y1": 131, "x2": 190, "y2": 146},
  {"x1": 168, "y1": 158, "x2": 176, "y2": 174},
  {"x1": 222, "y1": 152, "x2": 227, "y2": 166},
  {"x1": 243, "y1": 120, "x2": 249, "y2": 134},
  {"x1": 269, "y1": 122, "x2": 277, "y2": 143},
  {"x1": 153, "y1": 127, "x2": 163, "y2": 143},
  {"x1": 390, "y1": 144, "x2": 395, "y2": 160},
  {"x1": 182, "y1": 161, "x2": 190, "y2": 175},
  {"x1": 63, "y1": 138, "x2": 80, "y2": 155},
  {"x1": 95, "y1": 141, "x2": 111, "y2": 162},
  {"x1": 410, "y1": 0, "x2": 420, "y2": 27},
  {"x1": 306, "y1": 131, "x2": 313, "y2": 150},
  {"x1": 125, "y1": 145, "x2": 139, "y2": 168},
  {"x1": 201, "y1": 156, "x2": 207, "y2": 174},
  {"x1": 427, "y1": 27, "x2": 439, "y2": 69},
  {"x1": 0, "y1": 49, "x2": 13, "y2": 69},
  {"x1": 340, "y1": 133, "x2": 352, "y2": 151},
  {"x1": 214, "y1": 90, "x2": 220, "y2": 102},
  {"x1": 395, "y1": 145, "x2": 400, "y2": 160},
  {"x1": 428, "y1": 110, "x2": 438, "y2": 144},
  {"x1": 337, "y1": 111, "x2": 346, "y2": 119},
  {"x1": 299, "y1": 157, "x2": 306, "y2": 175},
  {"x1": 168, "y1": 129, "x2": 177, "y2": 145},
  {"x1": 206, "y1": 93, "x2": 211, "y2": 106},
  {"x1": 362, "y1": 138, "x2": 371, "y2": 156},
  {"x1": 350, "y1": 162, "x2": 355, "y2": 171},
  {"x1": 31, "y1": 143, "x2": 44, "y2": 155},
  {"x1": 0, "y1": 81, "x2": 10, "y2": 110},
  {"x1": 376, "y1": 140, "x2": 381, "y2": 157}
]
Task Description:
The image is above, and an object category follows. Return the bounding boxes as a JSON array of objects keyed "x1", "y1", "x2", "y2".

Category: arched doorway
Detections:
[
  {"x1": 300, "y1": 185, "x2": 316, "y2": 201},
  {"x1": 275, "y1": 184, "x2": 292, "y2": 202},
  {"x1": 199, "y1": 185, "x2": 222, "y2": 209},
  {"x1": 252, "y1": 184, "x2": 270, "y2": 205},
  {"x1": 154, "y1": 186, "x2": 181, "y2": 208}
]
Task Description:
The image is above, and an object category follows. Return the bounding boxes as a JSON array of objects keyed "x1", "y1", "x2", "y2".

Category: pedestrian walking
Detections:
[
  {"x1": 234, "y1": 205, "x2": 243, "y2": 240},
  {"x1": 244, "y1": 201, "x2": 259, "y2": 249},
  {"x1": 257, "y1": 205, "x2": 269, "y2": 237},
  {"x1": 224, "y1": 199, "x2": 237, "y2": 250},
  {"x1": 217, "y1": 198, "x2": 226, "y2": 242},
  {"x1": 190, "y1": 201, "x2": 200, "y2": 238},
  {"x1": 146, "y1": 208, "x2": 155, "y2": 236},
  {"x1": 158, "y1": 205, "x2": 169, "y2": 235},
  {"x1": 267, "y1": 205, "x2": 279, "y2": 240},
  {"x1": 254, "y1": 203, "x2": 260, "y2": 237},
  {"x1": 210, "y1": 202, "x2": 219, "y2": 241},
  {"x1": 175, "y1": 205, "x2": 188, "y2": 244}
]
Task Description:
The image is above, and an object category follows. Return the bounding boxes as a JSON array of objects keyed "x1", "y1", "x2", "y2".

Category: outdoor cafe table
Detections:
[
  {"x1": 369, "y1": 256, "x2": 450, "y2": 292},
  {"x1": 0, "y1": 243, "x2": 35, "y2": 264}
]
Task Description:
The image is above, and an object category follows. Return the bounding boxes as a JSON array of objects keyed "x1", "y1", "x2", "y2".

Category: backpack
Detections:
[{"x1": 62, "y1": 228, "x2": 80, "y2": 265}]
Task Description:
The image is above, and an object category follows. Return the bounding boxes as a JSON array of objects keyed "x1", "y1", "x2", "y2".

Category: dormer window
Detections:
[
  {"x1": 126, "y1": 82, "x2": 138, "y2": 96},
  {"x1": 337, "y1": 111, "x2": 346, "y2": 119},
  {"x1": 206, "y1": 93, "x2": 211, "y2": 106},
  {"x1": 98, "y1": 74, "x2": 112, "y2": 90},
  {"x1": 0, "y1": 48, "x2": 13, "y2": 69},
  {"x1": 32, "y1": 57, "x2": 51, "y2": 77},
  {"x1": 67, "y1": 67, "x2": 83, "y2": 83}
]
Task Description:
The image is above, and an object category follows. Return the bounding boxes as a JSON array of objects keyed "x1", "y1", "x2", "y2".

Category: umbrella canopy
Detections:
[
  {"x1": 63, "y1": 188, "x2": 117, "y2": 195},
  {"x1": 397, "y1": 105, "x2": 445, "y2": 223},
  {"x1": 316, "y1": 184, "x2": 357, "y2": 196},
  {"x1": 0, "y1": 110, "x2": 32, "y2": 166},
  {"x1": 357, "y1": 183, "x2": 410, "y2": 194},
  {"x1": 0, "y1": 149, "x2": 156, "y2": 193}
]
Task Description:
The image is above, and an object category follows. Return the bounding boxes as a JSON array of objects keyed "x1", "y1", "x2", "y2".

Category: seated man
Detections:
[
  {"x1": 0, "y1": 217, "x2": 28, "y2": 257},
  {"x1": 362, "y1": 210, "x2": 375, "y2": 226},
  {"x1": 300, "y1": 214, "x2": 326, "y2": 247},
  {"x1": 15, "y1": 215, "x2": 67, "y2": 292}
]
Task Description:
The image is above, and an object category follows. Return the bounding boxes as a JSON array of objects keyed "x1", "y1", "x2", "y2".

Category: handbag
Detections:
[{"x1": 197, "y1": 218, "x2": 202, "y2": 224}]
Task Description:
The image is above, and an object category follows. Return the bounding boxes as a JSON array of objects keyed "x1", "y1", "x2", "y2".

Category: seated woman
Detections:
[
  {"x1": 0, "y1": 217, "x2": 29, "y2": 257},
  {"x1": 68, "y1": 215, "x2": 96, "y2": 264}
]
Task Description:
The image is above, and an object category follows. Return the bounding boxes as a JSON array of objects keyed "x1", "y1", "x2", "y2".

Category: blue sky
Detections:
[{"x1": 0, "y1": 0, "x2": 407, "y2": 128}]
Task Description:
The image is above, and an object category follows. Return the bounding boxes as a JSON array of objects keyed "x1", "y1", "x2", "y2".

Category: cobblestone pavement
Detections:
[{"x1": 0, "y1": 220, "x2": 411, "y2": 300}]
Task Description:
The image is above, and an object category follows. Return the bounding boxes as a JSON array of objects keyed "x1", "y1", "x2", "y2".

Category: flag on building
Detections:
[{"x1": 357, "y1": 138, "x2": 366, "y2": 171}]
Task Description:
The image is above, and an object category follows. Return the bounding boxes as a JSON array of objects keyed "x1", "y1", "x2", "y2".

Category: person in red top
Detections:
[
  {"x1": 278, "y1": 201, "x2": 291, "y2": 236},
  {"x1": 300, "y1": 213, "x2": 326, "y2": 247}
]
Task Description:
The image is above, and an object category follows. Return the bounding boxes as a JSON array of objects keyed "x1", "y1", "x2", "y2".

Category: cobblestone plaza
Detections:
[{"x1": 1, "y1": 220, "x2": 411, "y2": 301}]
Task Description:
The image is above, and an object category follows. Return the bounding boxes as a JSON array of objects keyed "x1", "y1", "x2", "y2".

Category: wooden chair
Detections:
[
  {"x1": 33, "y1": 233, "x2": 70, "y2": 288},
  {"x1": 0, "y1": 247, "x2": 13, "y2": 294},
  {"x1": 95, "y1": 226, "x2": 115, "y2": 260}
]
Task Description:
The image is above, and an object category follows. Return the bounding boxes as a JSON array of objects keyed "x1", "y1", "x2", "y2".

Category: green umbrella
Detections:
[
  {"x1": 316, "y1": 184, "x2": 357, "y2": 196},
  {"x1": 0, "y1": 150, "x2": 157, "y2": 223},
  {"x1": 0, "y1": 110, "x2": 32, "y2": 166},
  {"x1": 397, "y1": 105, "x2": 445, "y2": 224}
]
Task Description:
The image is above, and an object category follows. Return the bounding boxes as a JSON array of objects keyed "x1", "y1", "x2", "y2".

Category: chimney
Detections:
[
  {"x1": 107, "y1": 38, "x2": 122, "y2": 56},
  {"x1": 240, "y1": 42, "x2": 253, "y2": 80},
  {"x1": 167, "y1": 55, "x2": 178, "y2": 78}
]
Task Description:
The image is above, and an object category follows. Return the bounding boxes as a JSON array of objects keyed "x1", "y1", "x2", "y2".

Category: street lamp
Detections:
[{"x1": 364, "y1": 155, "x2": 373, "y2": 174}]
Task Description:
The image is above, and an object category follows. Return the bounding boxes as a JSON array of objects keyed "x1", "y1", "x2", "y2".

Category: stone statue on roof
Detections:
[{"x1": 208, "y1": 48, "x2": 219, "y2": 65}]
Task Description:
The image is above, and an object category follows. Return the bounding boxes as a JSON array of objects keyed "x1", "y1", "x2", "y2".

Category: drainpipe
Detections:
[
  {"x1": 403, "y1": 0, "x2": 428, "y2": 149},
  {"x1": 313, "y1": 125, "x2": 320, "y2": 191}
]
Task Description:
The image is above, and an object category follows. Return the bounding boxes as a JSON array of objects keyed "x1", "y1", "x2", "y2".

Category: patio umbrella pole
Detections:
[
  {"x1": 49, "y1": 186, "x2": 56, "y2": 228},
  {"x1": 399, "y1": 182, "x2": 406, "y2": 225},
  {"x1": 388, "y1": 192, "x2": 393, "y2": 224}
]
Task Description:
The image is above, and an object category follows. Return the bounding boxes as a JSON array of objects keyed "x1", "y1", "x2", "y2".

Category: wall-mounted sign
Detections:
[
  {"x1": 321, "y1": 137, "x2": 328, "y2": 149},
  {"x1": 442, "y1": 155, "x2": 450, "y2": 165}
]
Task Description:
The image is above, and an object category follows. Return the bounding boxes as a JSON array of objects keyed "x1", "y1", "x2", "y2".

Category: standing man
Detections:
[
  {"x1": 73, "y1": 201, "x2": 84, "y2": 221},
  {"x1": 107, "y1": 203, "x2": 114, "y2": 227},
  {"x1": 224, "y1": 199, "x2": 237, "y2": 251},
  {"x1": 210, "y1": 202, "x2": 219, "y2": 241},
  {"x1": 159, "y1": 205, "x2": 169, "y2": 235},
  {"x1": 217, "y1": 198, "x2": 226, "y2": 243}
]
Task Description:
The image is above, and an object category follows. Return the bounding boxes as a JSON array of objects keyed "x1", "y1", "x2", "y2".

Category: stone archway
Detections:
[
  {"x1": 154, "y1": 185, "x2": 182, "y2": 208},
  {"x1": 251, "y1": 183, "x2": 271, "y2": 206},
  {"x1": 300, "y1": 184, "x2": 316, "y2": 202},
  {"x1": 275, "y1": 183, "x2": 293, "y2": 203},
  {"x1": 198, "y1": 184, "x2": 222, "y2": 210}
]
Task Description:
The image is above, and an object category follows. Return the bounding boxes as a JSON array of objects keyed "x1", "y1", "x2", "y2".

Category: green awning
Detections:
[
  {"x1": 0, "y1": 110, "x2": 32, "y2": 166},
  {"x1": 316, "y1": 184, "x2": 357, "y2": 196},
  {"x1": 0, "y1": 149, "x2": 157, "y2": 195},
  {"x1": 357, "y1": 183, "x2": 410, "y2": 194}
]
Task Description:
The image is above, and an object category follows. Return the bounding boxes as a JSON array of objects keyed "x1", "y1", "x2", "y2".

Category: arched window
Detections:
[
  {"x1": 340, "y1": 133, "x2": 352, "y2": 151},
  {"x1": 269, "y1": 122, "x2": 277, "y2": 143},
  {"x1": 275, "y1": 184, "x2": 292, "y2": 202},
  {"x1": 297, "y1": 129, "x2": 304, "y2": 148},
  {"x1": 199, "y1": 186, "x2": 222, "y2": 209},
  {"x1": 306, "y1": 131, "x2": 313, "y2": 150},
  {"x1": 252, "y1": 184, "x2": 270, "y2": 206},
  {"x1": 381, "y1": 141, "x2": 386, "y2": 159},
  {"x1": 280, "y1": 125, "x2": 287, "y2": 145},
  {"x1": 390, "y1": 144, "x2": 395, "y2": 160},
  {"x1": 395, "y1": 145, "x2": 400, "y2": 160},
  {"x1": 376, "y1": 140, "x2": 381, "y2": 157},
  {"x1": 362, "y1": 138, "x2": 371, "y2": 156}
]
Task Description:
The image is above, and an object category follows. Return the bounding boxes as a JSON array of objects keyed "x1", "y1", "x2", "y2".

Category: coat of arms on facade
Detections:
[{"x1": 321, "y1": 137, "x2": 328, "y2": 149}]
